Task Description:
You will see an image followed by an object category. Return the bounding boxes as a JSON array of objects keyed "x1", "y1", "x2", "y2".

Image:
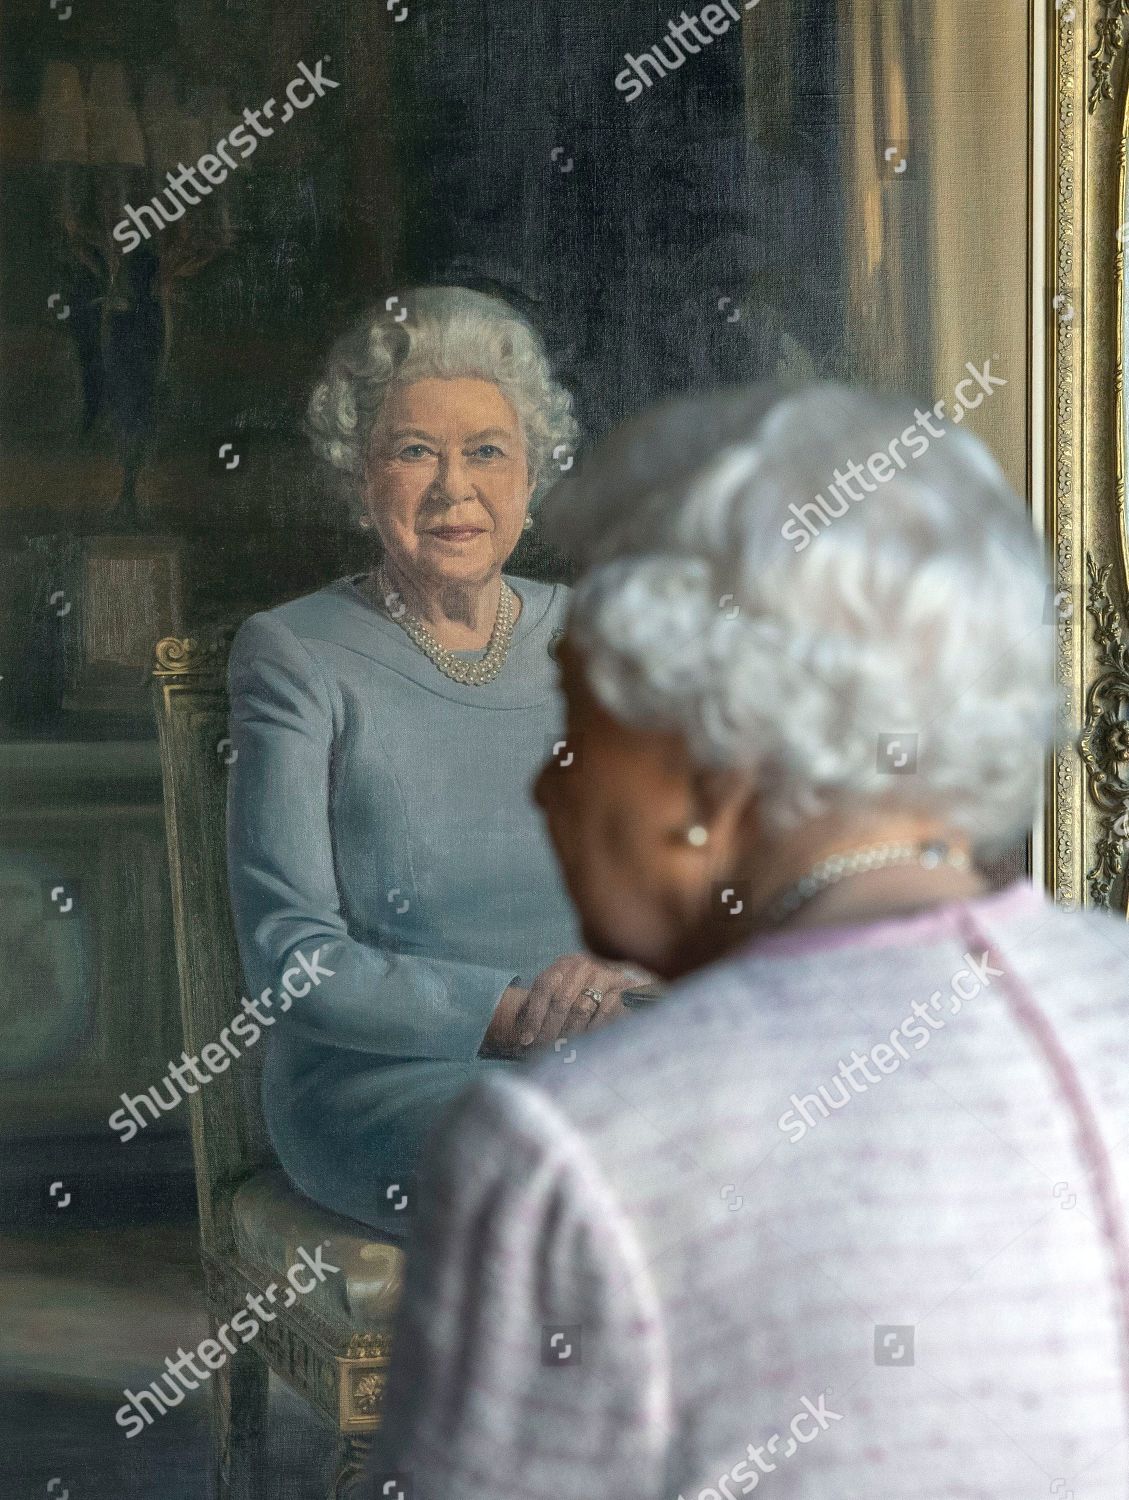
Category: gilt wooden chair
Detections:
[{"x1": 153, "y1": 632, "x2": 404, "y2": 1499}]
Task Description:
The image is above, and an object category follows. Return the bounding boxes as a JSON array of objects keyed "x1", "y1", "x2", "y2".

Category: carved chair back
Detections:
[{"x1": 152, "y1": 634, "x2": 274, "y2": 1256}]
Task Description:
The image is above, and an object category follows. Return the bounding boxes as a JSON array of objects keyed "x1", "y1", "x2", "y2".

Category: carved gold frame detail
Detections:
[{"x1": 1047, "y1": 0, "x2": 1129, "y2": 913}]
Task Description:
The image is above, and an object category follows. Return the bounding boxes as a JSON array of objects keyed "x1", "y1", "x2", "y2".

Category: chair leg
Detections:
[
  {"x1": 211, "y1": 1333, "x2": 269, "y2": 1500},
  {"x1": 329, "y1": 1432, "x2": 373, "y2": 1499}
]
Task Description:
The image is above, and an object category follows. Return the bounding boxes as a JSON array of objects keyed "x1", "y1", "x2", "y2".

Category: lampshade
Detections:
[
  {"x1": 37, "y1": 61, "x2": 88, "y2": 164},
  {"x1": 86, "y1": 62, "x2": 146, "y2": 167},
  {"x1": 198, "y1": 84, "x2": 242, "y2": 160},
  {"x1": 141, "y1": 72, "x2": 199, "y2": 174},
  {"x1": 178, "y1": 83, "x2": 218, "y2": 164}
]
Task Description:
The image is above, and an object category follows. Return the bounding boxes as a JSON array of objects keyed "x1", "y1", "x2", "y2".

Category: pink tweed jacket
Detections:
[{"x1": 363, "y1": 883, "x2": 1129, "y2": 1498}]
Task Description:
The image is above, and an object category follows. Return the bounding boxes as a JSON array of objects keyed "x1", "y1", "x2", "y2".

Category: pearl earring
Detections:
[
  {"x1": 523, "y1": 514, "x2": 534, "y2": 531},
  {"x1": 359, "y1": 515, "x2": 372, "y2": 531},
  {"x1": 686, "y1": 824, "x2": 709, "y2": 848}
]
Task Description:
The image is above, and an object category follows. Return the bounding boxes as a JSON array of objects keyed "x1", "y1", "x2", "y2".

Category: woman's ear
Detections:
[
  {"x1": 359, "y1": 456, "x2": 383, "y2": 531},
  {"x1": 689, "y1": 764, "x2": 761, "y2": 860},
  {"x1": 357, "y1": 489, "x2": 377, "y2": 532}
]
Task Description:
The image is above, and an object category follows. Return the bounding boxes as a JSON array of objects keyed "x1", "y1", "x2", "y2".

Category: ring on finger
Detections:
[{"x1": 577, "y1": 987, "x2": 603, "y2": 1013}]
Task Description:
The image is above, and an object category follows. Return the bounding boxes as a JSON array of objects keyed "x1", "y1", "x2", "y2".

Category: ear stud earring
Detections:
[
  {"x1": 523, "y1": 514, "x2": 534, "y2": 531},
  {"x1": 686, "y1": 824, "x2": 710, "y2": 848}
]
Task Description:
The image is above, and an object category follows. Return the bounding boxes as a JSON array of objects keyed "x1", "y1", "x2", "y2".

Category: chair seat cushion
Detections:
[{"x1": 231, "y1": 1167, "x2": 404, "y2": 1331}]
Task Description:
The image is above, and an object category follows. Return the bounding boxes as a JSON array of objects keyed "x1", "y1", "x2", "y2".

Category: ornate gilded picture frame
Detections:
[{"x1": 1046, "y1": 0, "x2": 1129, "y2": 913}]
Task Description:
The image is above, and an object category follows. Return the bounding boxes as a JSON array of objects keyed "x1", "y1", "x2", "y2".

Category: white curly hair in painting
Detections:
[
  {"x1": 540, "y1": 383, "x2": 1058, "y2": 852},
  {"x1": 306, "y1": 286, "x2": 578, "y2": 513}
]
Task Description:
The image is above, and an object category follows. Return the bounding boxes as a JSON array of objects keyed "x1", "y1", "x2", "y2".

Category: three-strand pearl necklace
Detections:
[{"x1": 374, "y1": 564, "x2": 517, "y2": 687}]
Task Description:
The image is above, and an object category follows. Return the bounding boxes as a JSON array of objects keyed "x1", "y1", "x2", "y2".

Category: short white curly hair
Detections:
[
  {"x1": 540, "y1": 383, "x2": 1058, "y2": 852},
  {"x1": 306, "y1": 286, "x2": 578, "y2": 514}
]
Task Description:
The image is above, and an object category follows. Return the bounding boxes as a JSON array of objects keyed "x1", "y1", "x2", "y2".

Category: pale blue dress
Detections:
[{"x1": 225, "y1": 572, "x2": 581, "y2": 1236}]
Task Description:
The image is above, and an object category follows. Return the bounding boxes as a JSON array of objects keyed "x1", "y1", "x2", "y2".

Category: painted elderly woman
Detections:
[
  {"x1": 365, "y1": 386, "x2": 1129, "y2": 1497},
  {"x1": 225, "y1": 288, "x2": 640, "y2": 1236}
]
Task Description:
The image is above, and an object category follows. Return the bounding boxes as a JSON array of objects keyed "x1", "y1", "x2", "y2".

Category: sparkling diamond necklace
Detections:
[{"x1": 374, "y1": 564, "x2": 517, "y2": 686}]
